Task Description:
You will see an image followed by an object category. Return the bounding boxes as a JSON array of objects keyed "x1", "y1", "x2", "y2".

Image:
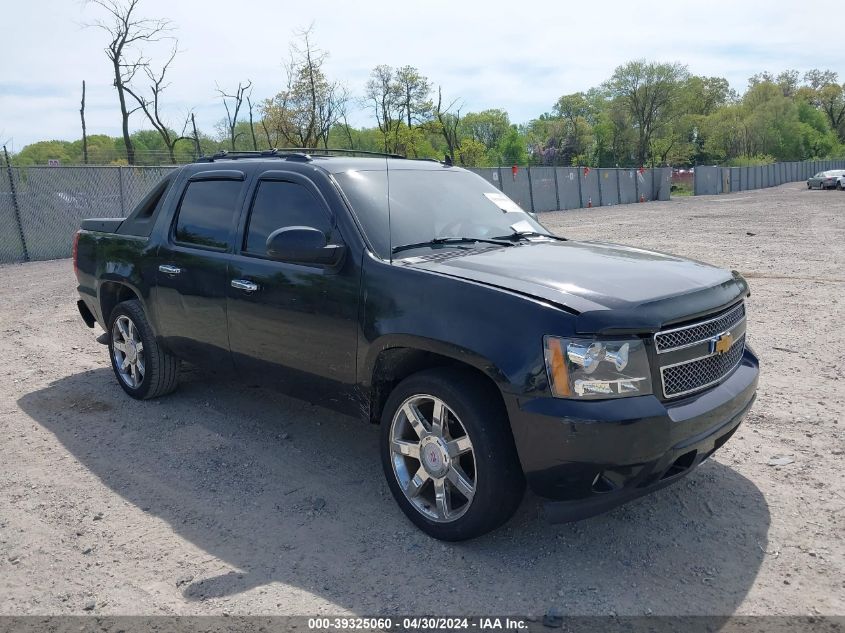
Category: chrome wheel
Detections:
[
  {"x1": 112, "y1": 315, "x2": 145, "y2": 389},
  {"x1": 389, "y1": 394, "x2": 476, "y2": 523}
]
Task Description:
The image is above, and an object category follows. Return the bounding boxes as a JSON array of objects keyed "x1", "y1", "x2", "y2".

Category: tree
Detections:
[
  {"x1": 455, "y1": 137, "x2": 487, "y2": 166},
  {"x1": 394, "y1": 66, "x2": 432, "y2": 130},
  {"x1": 815, "y1": 83, "x2": 845, "y2": 141},
  {"x1": 605, "y1": 60, "x2": 690, "y2": 165},
  {"x1": 262, "y1": 27, "x2": 349, "y2": 149},
  {"x1": 123, "y1": 45, "x2": 193, "y2": 163},
  {"x1": 80, "y1": 81, "x2": 89, "y2": 164},
  {"x1": 246, "y1": 94, "x2": 259, "y2": 150},
  {"x1": 803, "y1": 69, "x2": 838, "y2": 91},
  {"x1": 217, "y1": 80, "x2": 252, "y2": 151},
  {"x1": 364, "y1": 65, "x2": 403, "y2": 152},
  {"x1": 497, "y1": 126, "x2": 526, "y2": 165},
  {"x1": 433, "y1": 86, "x2": 462, "y2": 161},
  {"x1": 544, "y1": 93, "x2": 595, "y2": 164},
  {"x1": 88, "y1": 0, "x2": 174, "y2": 165},
  {"x1": 460, "y1": 109, "x2": 510, "y2": 150}
]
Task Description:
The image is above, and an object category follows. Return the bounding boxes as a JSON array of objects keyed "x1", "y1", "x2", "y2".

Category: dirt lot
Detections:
[{"x1": 0, "y1": 182, "x2": 842, "y2": 617}]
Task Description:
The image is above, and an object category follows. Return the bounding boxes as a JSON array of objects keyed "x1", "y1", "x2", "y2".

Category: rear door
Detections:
[
  {"x1": 154, "y1": 170, "x2": 247, "y2": 369},
  {"x1": 225, "y1": 170, "x2": 360, "y2": 408}
]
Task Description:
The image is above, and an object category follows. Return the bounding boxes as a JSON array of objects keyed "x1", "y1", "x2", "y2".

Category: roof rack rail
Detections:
[
  {"x1": 195, "y1": 149, "x2": 293, "y2": 163},
  {"x1": 274, "y1": 148, "x2": 407, "y2": 159},
  {"x1": 195, "y1": 147, "x2": 407, "y2": 163}
]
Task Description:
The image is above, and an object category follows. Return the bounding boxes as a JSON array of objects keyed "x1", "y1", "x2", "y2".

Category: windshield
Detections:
[{"x1": 334, "y1": 168, "x2": 549, "y2": 259}]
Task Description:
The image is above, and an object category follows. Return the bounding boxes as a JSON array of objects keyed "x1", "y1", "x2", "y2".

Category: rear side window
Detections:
[
  {"x1": 174, "y1": 180, "x2": 242, "y2": 249},
  {"x1": 244, "y1": 180, "x2": 332, "y2": 255}
]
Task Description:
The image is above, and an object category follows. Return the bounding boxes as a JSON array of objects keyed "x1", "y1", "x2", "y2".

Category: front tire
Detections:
[
  {"x1": 108, "y1": 299, "x2": 179, "y2": 399},
  {"x1": 380, "y1": 368, "x2": 525, "y2": 541}
]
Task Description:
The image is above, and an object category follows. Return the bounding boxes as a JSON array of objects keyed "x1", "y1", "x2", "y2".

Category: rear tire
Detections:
[
  {"x1": 380, "y1": 367, "x2": 525, "y2": 541},
  {"x1": 108, "y1": 299, "x2": 179, "y2": 400}
]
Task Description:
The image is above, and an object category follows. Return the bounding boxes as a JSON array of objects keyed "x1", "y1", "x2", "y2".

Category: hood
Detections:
[{"x1": 411, "y1": 240, "x2": 749, "y2": 334}]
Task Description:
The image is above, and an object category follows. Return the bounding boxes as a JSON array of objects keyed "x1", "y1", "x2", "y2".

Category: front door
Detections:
[
  {"x1": 154, "y1": 173, "x2": 247, "y2": 370},
  {"x1": 225, "y1": 172, "x2": 360, "y2": 411}
]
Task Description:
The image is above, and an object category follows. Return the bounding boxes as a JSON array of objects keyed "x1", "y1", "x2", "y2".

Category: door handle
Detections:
[
  {"x1": 231, "y1": 279, "x2": 259, "y2": 292},
  {"x1": 158, "y1": 264, "x2": 181, "y2": 275}
]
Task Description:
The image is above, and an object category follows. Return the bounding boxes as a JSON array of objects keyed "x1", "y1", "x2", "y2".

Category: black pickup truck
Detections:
[{"x1": 74, "y1": 150, "x2": 759, "y2": 541}]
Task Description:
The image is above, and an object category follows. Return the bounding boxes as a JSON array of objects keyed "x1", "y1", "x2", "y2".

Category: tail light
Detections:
[{"x1": 72, "y1": 230, "x2": 81, "y2": 280}]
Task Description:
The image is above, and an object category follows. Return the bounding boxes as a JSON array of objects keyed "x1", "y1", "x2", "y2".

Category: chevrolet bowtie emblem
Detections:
[{"x1": 713, "y1": 332, "x2": 734, "y2": 355}]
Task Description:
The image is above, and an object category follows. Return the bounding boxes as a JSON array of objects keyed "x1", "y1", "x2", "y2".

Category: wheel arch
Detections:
[
  {"x1": 363, "y1": 335, "x2": 510, "y2": 426},
  {"x1": 98, "y1": 280, "x2": 142, "y2": 327}
]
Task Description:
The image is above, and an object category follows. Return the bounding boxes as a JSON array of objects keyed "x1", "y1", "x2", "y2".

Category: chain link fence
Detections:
[
  {"x1": 0, "y1": 163, "x2": 671, "y2": 264},
  {"x1": 0, "y1": 165, "x2": 177, "y2": 263},
  {"x1": 693, "y1": 159, "x2": 845, "y2": 195}
]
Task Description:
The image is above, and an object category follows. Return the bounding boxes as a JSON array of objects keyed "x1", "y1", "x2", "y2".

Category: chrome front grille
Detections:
[
  {"x1": 661, "y1": 335, "x2": 746, "y2": 398},
  {"x1": 654, "y1": 302, "x2": 745, "y2": 353},
  {"x1": 654, "y1": 301, "x2": 747, "y2": 399}
]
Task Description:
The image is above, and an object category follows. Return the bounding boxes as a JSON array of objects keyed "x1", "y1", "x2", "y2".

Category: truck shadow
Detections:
[{"x1": 18, "y1": 367, "x2": 770, "y2": 615}]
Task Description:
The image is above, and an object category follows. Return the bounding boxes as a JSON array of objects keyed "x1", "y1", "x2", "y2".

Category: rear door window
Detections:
[{"x1": 174, "y1": 180, "x2": 243, "y2": 250}]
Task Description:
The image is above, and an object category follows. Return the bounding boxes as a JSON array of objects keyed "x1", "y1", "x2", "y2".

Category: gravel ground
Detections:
[{"x1": 0, "y1": 182, "x2": 842, "y2": 617}]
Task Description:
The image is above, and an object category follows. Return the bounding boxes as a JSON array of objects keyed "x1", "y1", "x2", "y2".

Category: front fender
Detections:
[
  {"x1": 360, "y1": 333, "x2": 509, "y2": 390},
  {"x1": 358, "y1": 256, "x2": 577, "y2": 399}
]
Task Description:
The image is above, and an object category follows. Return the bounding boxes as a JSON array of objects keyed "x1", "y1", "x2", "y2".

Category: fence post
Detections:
[
  {"x1": 597, "y1": 170, "x2": 604, "y2": 207},
  {"x1": 496, "y1": 165, "x2": 504, "y2": 192},
  {"x1": 617, "y1": 169, "x2": 623, "y2": 204},
  {"x1": 634, "y1": 169, "x2": 640, "y2": 202},
  {"x1": 118, "y1": 165, "x2": 126, "y2": 216},
  {"x1": 552, "y1": 166, "x2": 560, "y2": 211},
  {"x1": 2, "y1": 145, "x2": 29, "y2": 262},
  {"x1": 526, "y1": 165, "x2": 535, "y2": 212},
  {"x1": 577, "y1": 168, "x2": 583, "y2": 207}
]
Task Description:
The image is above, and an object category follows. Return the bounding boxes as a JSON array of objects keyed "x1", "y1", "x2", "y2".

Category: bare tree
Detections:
[
  {"x1": 434, "y1": 86, "x2": 463, "y2": 161},
  {"x1": 316, "y1": 82, "x2": 350, "y2": 149},
  {"x1": 261, "y1": 27, "x2": 348, "y2": 150},
  {"x1": 80, "y1": 81, "x2": 89, "y2": 164},
  {"x1": 365, "y1": 65, "x2": 402, "y2": 152},
  {"x1": 217, "y1": 80, "x2": 252, "y2": 151},
  {"x1": 190, "y1": 112, "x2": 201, "y2": 158},
  {"x1": 87, "y1": 0, "x2": 174, "y2": 165},
  {"x1": 260, "y1": 115, "x2": 281, "y2": 150},
  {"x1": 246, "y1": 94, "x2": 259, "y2": 150},
  {"x1": 123, "y1": 45, "x2": 192, "y2": 163}
]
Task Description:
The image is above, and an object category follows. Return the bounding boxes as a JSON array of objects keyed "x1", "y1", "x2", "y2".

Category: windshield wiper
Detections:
[
  {"x1": 391, "y1": 236, "x2": 513, "y2": 255},
  {"x1": 490, "y1": 230, "x2": 567, "y2": 242}
]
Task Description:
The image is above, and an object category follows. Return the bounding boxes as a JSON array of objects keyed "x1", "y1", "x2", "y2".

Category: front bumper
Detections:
[{"x1": 506, "y1": 347, "x2": 759, "y2": 522}]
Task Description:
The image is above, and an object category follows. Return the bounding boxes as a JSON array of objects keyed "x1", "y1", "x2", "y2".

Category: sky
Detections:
[{"x1": 1, "y1": 0, "x2": 842, "y2": 151}]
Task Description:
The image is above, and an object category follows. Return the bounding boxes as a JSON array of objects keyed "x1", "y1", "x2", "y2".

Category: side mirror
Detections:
[{"x1": 265, "y1": 226, "x2": 345, "y2": 266}]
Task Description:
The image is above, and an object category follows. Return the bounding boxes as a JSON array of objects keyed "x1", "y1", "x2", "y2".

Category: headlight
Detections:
[{"x1": 543, "y1": 335, "x2": 652, "y2": 399}]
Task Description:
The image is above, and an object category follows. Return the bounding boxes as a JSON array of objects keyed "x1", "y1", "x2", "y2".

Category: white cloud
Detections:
[{"x1": 0, "y1": 0, "x2": 841, "y2": 150}]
